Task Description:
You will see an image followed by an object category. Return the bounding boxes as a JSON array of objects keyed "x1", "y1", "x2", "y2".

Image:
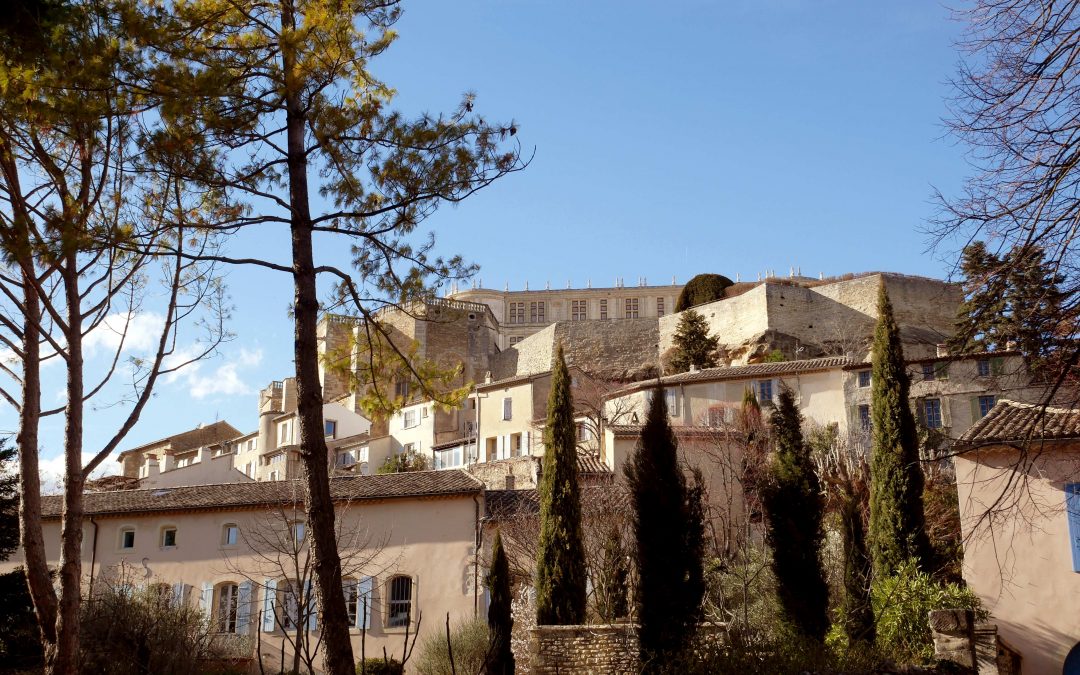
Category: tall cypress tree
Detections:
[
  {"x1": 535, "y1": 345, "x2": 587, "y2": 625},
  {"x1": 839, "y1": 487, "x2": 876, "y2": 645},
  {"x1": 868, "y1": 283, "x2": 931, "y2": 578},
  {"x1": 625, "y1": 387, "x2": 703, "y2": 668},
  {"x1": 486, "y1": 531, "x2": 515, "y2": 675},
  {"x1": 761, "y1": 387, "x2": 830, "y2": 642}
]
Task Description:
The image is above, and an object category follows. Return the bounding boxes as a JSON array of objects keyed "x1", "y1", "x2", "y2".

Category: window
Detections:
[
  {"x1": 291, "y1": 522, "x2": 306, "y2": 544},
  {"x1": 571, "y1": 299, "x2": 587, "y2": 321},
  {"x1": 921, "y1": 363, "x2": 935, "y2": 381},
  {"x1": 217, "y1": 584, "x2": 239, "y2": 634},
  {"x1": 278, "y1": 421, "x2": 291, "y2": 445},
  {"x1": 977, "y1": 359, "x2": 991, "y2": 377},
  {"x1": 280, "y1": 580, "x2": 303, "y2": 631},
  {"x1": 529, "y1": 301, "x2": 545, "y2": 323},
  {"x1": 757, "y1": 379, "x2": 774, "y2": 403},
  {"x1": 508, "y1": 336, "x2": 522, "y2": 346},
  {"x1": 923, "y1": 399, "x2": 943, "y2": 429},
  {"x1": 858, "y1": 404, "x2": 871, "y2": 432},
  {"x1": 599, "y1": 299, "x2": 608, "y2": 320},
  {"x1": 502, "y1": 397, "x2": 512, "y2": 421},
  {"x1": 403, "y1": 410, "x2": 418, "y2": 429},
  {"x1": 935, "y1": 362, "x2": 950, "y2": 380},
  {"x1": 343, "y1": 577, "x2": 373, "y2": 629},
  {"x1": 625, "y1": 298, "x2": 639, "y2": 318},
  {"x1": 434, "y1": 445, "x2": 463, "y2": 470},
  {"x1": 247, "y1": 438, "x2": 256, "y2": 452},
  {"x1": 421, "y1": 406, "x2": 429, "y2": 419},
  {"x1": 657, "y1": 297, "x2": 665, "y2": 317},
  {"x1": 508, "y1": 302, "x2": 525, "y2": 324},
  {"x1": 268, "y1": 470, "x2": 279, "y2": 481},
  {"x1": 222, "y1": 524, "x2": 239, "y2": 546},
  {"x1": 978, "y1": 395, "x2": 997, "y2": 418},
  {"x1": 337, "y1": 450, "x2": 356, "y2": 467},
  {"x1": 403, "y1": 442, "x2": 417, "y2": 454},
  {"x1": 268, "y1": 452, "x2": 286, "y2": 465},
  {"x1": 160, "y1": 527, "x2": 177, "y2": 548},
  {"x1": 665, "y1": 388, "x2": 680, "y2": 417},
  {"x1": 857, "y1": 370, "x2": 871, "y2": 388},
  {"x1": 394, "y1": 379, "x2": 410, "y2": 400},
  {"x1": 387, "y1": 576, "x2": 412, "y2": 628},
  {"x1": 325, "y1": 420, "x2": 337, "y2": 438},
  {"x1": 120, "y1": 527, "x2": 135, "y2": 550}
]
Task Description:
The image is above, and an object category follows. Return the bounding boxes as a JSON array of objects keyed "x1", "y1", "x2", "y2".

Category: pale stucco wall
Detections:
[
  {"x1": 477, "y1": 380, "x2": 538, "y2": 462},
  {"x1": 2, "y1": 493, "x2": 481, "y2": 675},
  {"x1": 955, "y1": 444, "x2": 1080, "y2": 675}
]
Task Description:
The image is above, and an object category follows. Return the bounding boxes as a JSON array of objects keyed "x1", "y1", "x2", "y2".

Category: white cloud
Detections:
[
  {"x1": 36, "y1": 451, "x2": 115, "y2": 493},
  {"x1": 84, "y1": 312, "x2": 165, "y2": 357},
  {"x1": 167, "y1": 347, "x2": 264, "y2": 400}
]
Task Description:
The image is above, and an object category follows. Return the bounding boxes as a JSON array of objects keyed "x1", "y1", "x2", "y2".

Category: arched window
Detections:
[
  {"x1": 386, "y1": 575, "x2": 412, "y2": 628},
  {"x1": 216, "y1": 583, "x2": 239, "y2": 633}
]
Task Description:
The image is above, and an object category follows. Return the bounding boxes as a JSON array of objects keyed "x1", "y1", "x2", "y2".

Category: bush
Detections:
[
  {"x1": 79, "y1": 568, "x2": 222, "y2": 675},
  {"x1": 415, "y1": 616, "x2": 489, "y2": 675},
  {"x1": 377, "y1": 450, "x2": 429, "y2": 474},
  {"x1": 873, "y1": 559, "x2": 985, "y2": 662},
  {"x1": 356, "y1": 657, "x2": 404, "y2": 675},
  {"x1": 0, "y1": 569, "x2": 43, "y2": 671},
  {"x1": 675, "y1": 273, "x2": 734, "y2": 312}
]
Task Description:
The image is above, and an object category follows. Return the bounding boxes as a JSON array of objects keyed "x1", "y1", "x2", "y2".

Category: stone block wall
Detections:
[{"x1": 529, "y1": 624, "x2": 639, "y2": 675}]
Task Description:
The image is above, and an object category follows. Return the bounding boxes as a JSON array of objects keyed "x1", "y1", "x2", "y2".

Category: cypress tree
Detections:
[
  {"x1": 535, "y1": 345, "x2": 587, "y2": 625},
  {"x1": 868, "y1": 282, "x2": 931, "y2": 578},
  {"x1": 486, "y1": 531, "x2": 515, "y2": 675},
  {"x1": 761, "y1": 387, "x2": 830, "y2": 642},
  {"x1": 625, "y1": 387, "x2": 703, "y2": 668},
  {"x1": 669, "y1": 310, "x2": 721, "y2": 373},
  {"x1": 839, "y1": 489, "x2": 876, "y2": 645},
  {"x1": 595, "y1": 527, "x2": 630, "y2": 622}
]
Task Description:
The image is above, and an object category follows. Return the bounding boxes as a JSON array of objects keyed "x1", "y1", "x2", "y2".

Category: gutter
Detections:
[
  {"x1": 87, "y1": 516, "x2": 98, "y2": 596},
  {"x1": 472, "y1": 491, "x2": 482, "y2": 616}
]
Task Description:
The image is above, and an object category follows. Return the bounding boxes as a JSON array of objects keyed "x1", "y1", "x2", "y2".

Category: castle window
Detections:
[
  {"x1": 625, "y1": 298, "x2": 639, "y2": 318},
  {"x1": 599, "y1": 299, "x2": 608, "y2": 320},
  {"x1": 508, "y1": 302, "x2": 525, "y2": 324},
  {"x1": 657, "y1": 297, "x2": 665, "y2": 317},
  {"x1": 571, "y1": 300, "x2": 587, "y2": 321},
  {"x1": 529, "y1": 301, "x2": 545, "y2": 323}
]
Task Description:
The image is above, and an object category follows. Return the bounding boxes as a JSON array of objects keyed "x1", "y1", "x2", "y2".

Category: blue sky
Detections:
[{"x1": 6, "y1": 1, "x2": 978, "y2": 482}]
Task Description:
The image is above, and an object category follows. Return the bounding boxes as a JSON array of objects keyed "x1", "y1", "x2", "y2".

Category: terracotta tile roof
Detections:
[
  {"x1": 42, "y1": 470, "x2": 483, "y2": 519},
  {"x1": 118, "y1": 420, "x2": 243, "y2": 459},
  {"x1": 484, "y1": 484, "x2": 628, "y2": 520},
  {"x1": 956, "y1": 399, "x2": 1080, "y2": 449},
  {"x1": 613, "y1": 356, "x2": 852, "y2": 396},
  {"x1": 841, "y1": 350, "x2": 1022, "y2": 370}
]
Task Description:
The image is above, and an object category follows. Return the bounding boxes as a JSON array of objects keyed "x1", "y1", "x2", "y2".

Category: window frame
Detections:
[
  {"x1": 571, "y1": 299, "x2": 587, "y2": 321},
  {"x1": 502, "y1": 397, "x2": 512, "y2": 421},
  {"x1": 976, "y1": 358, "x2": 991, "y2": 377},
  {"x1": 625, "y1": 297, "x2": 639, "y2": 318},
  {"x1": 324, "y1": 419, "x2": 337, "y2": 438},
  {"x1": 222, "y1": 523, "x2": 239, "y2": 547},
  {"x1": 599, "y1": 299, "x2": 608, "y2": 320},
  {"x1": 978, "y1": 395, "x2": 997, "y2": 418},
  {"x1": 857, "y1": 370, "x2": 871, "y2": 388},
  {"x1": 921, "y1": 363, "x2": 935, "y2": 381},
  {"x1": 656, "y1": 297, "x2": 665, "y2": 317},
  {"x1": 119, "y1": 526, "x2": 136, "y2": 551},
  {"x1": 216, "y1": 582, "x2": 240, "y2": 634},
  {"x1": 403, "y1": 409, "x2": 418, "y2": 429},
  {"x1": 529, "y1": 301, "x2": 545, "y2": 323},
  {"x1": 858, "y1": 404, "x2": 871, "y2": 432},
  {"x1": 923, "y1": 398, "x2": 943, "y2": 429},
  {"x1": 386, "y1": 575, "x2": 413, "y2": 629},
  {"x1": 160, "y1": 525, "x2": 178, "y2": 549}
]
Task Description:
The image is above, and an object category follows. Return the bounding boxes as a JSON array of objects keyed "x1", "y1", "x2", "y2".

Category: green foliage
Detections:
[
  {"x1": 868, "y1": 283, "x2": 931, "y2": 579},
  {"x1": 872, "y1": 559, "x2": 985, "y2": 663},
  {"x1": 669, "y1": 310, "x2": 720, "y2": 373},
  {"x1": 675, "y1": 273, "x2": 734, "y2": 312},
  {"x1": 376, "y1": 450, "x2": 430, "y2": 474},
  {"x1": 923, "y1": 469, "x2": 965, "y2": 583},
  {"x1": 625, "y1": 386, "x2": 705, "y2": 668},
  {"x1": 535, "y1": 345, "x2": 587, "y2": 625},
  {"x1": 837, "y1": 495, "x2": 876, "y2": 645},
  {"x1": 763, "y1": 349, "x2": 786, "y2": 363},
  {"x1": 486, "y1": 531, "x2": 514, "y2": 674},
  {"x1": 0, "y1": 439, "x2": 19, "y2": 561},
  {"x1": 950, "y1": 241, "x2": 1073, "y2": 378},
  {"x1": 415, "y1": 617, "x2": 489, "y2": 675},
  {"x1": 0, "y1": 569, "x2": 42, "y2": 671},
  {"x1": 761, "y1": 387, "x2": 829, "y2": 642},
  {"x1": 356, "y1": 658, "x2": 403, "y2": 675}
]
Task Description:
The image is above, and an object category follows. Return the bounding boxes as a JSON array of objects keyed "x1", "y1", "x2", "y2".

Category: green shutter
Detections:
[
  {"x1": 991, "y1": 357, "x2": 1005, "y2": 376},
  {"x1": 970, "y1": 397, "x2": 981, "y2": 424}
]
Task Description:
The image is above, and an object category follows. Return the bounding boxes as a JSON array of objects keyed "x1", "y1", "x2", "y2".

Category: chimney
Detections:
[
  {"x1": 689, "y1": 363, "x2": 699, "y2": 373},
  {"x1": 145, "y1": 457, "x2": 160, "y2": 478},
  {"x1": 936, "y1": 344, "x2": 949, "y2": 358},
  {"x1": 484, "y1": 371, "x2": 492, "y2": 384}
]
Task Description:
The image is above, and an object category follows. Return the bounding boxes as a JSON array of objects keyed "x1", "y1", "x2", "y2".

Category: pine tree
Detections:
[
  {"x1": 868, "y1": 283, "x2": 931, "y2": 578},
  {"x1": 761, "y1": 387, "x2": 830, "y2": 642},
  {"x1": 486, "y1": 531, "x2": 514, "y2": 675},
  {"x1": 669, "y1": 310, "x2": 720, "y2": 373},
  {"x1": 624, "y1": 387, "x2": 703, "y2": 668},
  {"x1": 535, "y1": 345, "x2": 587, "y2": 625}
]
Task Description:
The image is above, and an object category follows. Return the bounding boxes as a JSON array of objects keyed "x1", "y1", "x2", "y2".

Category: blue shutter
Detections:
[
  {"x1": 1067, "y1": 483, "x2": 1080, "y2": 572},
  {"x1": 305, "y1": 579, "x2": 317, "y2": 631},
  {"x1": 358, "y1": 577, "x2": 373, "y2": 629},
  {"x1": 236, "y1": 581, "x2": 252, "y2": 634},
  {"x1": 261, "y1": 579, "x2": 277, "y2": 632}
]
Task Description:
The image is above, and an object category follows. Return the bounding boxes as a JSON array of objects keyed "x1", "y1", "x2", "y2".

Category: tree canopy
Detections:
[{"x1": 675, "y1": 273, "x2": 734, "y2": 312}]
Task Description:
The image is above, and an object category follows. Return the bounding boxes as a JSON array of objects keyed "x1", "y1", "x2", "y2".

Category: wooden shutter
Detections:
[
  {"x1": 261, "y1": 579, "x2": 277, "y2": 632},
  {"x1": 1068, "y1": 484, "x2": 1080, "y2": 572},
  {"x1": 236, "y1": 581, "x2": 252, "y2": 634},
  {"x1": 171, "y1": 582, "x2": 187, "y2": 609},
  {"x1": 199, "y1": 582, "x2": 213, "y2": 615},
  {"x1": 991, "y1": 357, "x2": 1005, "y2": 376},
  {"x1": 941, "y1": 397, "x2": 952, "y2": 429},
  {"x1": 970, "y1": 397, "x2": 981, "y2": 424}
]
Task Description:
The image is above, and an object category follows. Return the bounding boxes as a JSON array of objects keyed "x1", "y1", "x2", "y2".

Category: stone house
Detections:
[
  {"x1": 2, "y1": 471, "x2": 486, "y2": 675},
  {"x1": 953, "y1": 400, "x2": 1080, "y2": 675}
]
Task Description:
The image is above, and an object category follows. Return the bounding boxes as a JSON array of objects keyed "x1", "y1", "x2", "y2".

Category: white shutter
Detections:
[
  {"x1": 262, "y1": 579, "x2": 277, "y2": 632},
  {"x1": 200, "y1": 582, "x2": 213, "y2": 616},
  {"x1": 236, "y1": 581, "x2": 252, "y2": 634},
  {"x1": 496, "y1": 435, "x2": 505, "y2": 460},
  {"x1": 171, "y1": 582, "x2": 186, "y2": 609},
  {"x1": 305, "y1": 579, "x2": 317, "y2": 631},
  {"x1": 503, "y1": 434, "x2": 511, "y2": 458},
  {"x1": 358, "y1": 577, "x2": 373, "y2": 629},
  {"x1": 524, "y1": 431, "x2": 531, "y2": 455}
]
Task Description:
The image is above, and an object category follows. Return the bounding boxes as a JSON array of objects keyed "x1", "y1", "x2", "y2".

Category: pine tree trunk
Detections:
[{"x1": 280, "y1": 2, "x2": 354, "y2": 672}]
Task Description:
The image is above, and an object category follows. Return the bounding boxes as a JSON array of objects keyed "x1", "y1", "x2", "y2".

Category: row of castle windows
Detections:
[{"x1": 506, "y1": 297, "x2": 667, "y2": 324}]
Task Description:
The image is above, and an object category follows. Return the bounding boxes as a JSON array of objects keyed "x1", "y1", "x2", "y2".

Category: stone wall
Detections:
[
  {"x1": 468, "y1": 456, "x2": 538, "y2": 489},
  {"x1": 928, "y1": 609, "x2": 1022, "y2": 675},
  {"x1": 529, "y1": 624, "x2": 639, "y2": 675}
]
